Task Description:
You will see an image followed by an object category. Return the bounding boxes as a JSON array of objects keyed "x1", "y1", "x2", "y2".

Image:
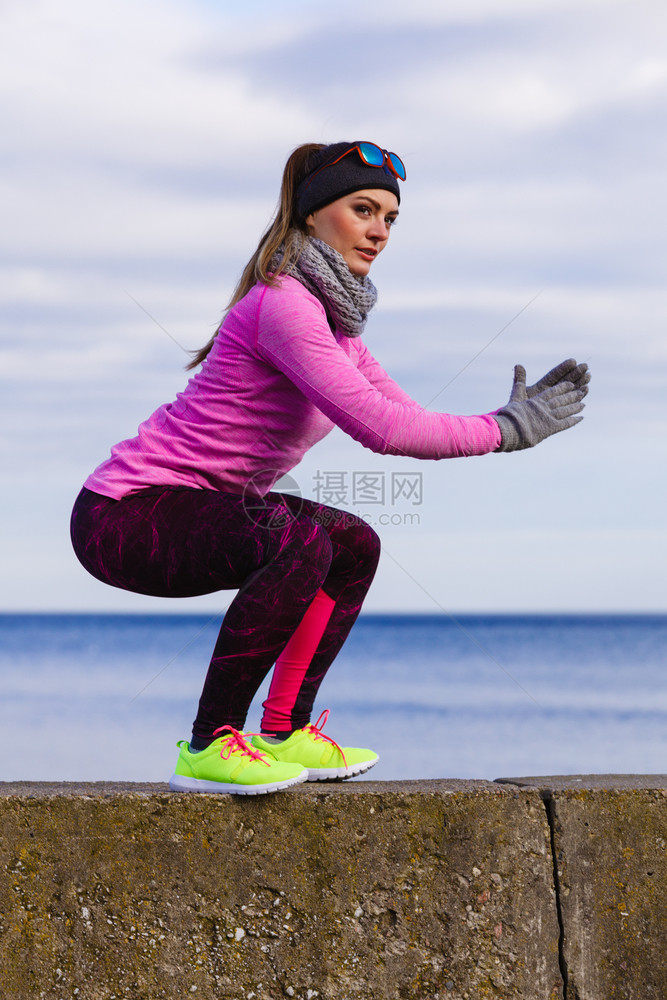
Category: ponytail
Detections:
[{"x1": 187, "y1": 142, "x2": 324, "y2": 370}]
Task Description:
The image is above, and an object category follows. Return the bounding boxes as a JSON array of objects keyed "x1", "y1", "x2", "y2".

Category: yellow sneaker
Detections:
[
  {"x1": 169, "y1": 726, "x2": 307, "y2": 795},
  {"x1": 252, "y1": 710, "x2": 379, "y2": 781}
]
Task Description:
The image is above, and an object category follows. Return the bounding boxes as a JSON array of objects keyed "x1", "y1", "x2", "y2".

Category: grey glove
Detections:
[
  {"x1": 509, "y1": 358, "x2": 590, "y2": 402},
  {"x1": 494, "y1": 380, "x2": 586, "y2": 452}
]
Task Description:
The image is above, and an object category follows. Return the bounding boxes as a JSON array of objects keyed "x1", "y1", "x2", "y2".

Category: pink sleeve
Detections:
[
  {"x1": 255, "y1": 281, "x2": 502, "y2": 459},
  {"x1": 353, "y1": 339, "x2": 423, "y2": 407}
]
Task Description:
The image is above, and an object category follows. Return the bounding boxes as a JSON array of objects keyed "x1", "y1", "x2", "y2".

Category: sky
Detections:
[{"x1": 2, "y1": 0, "x2": 666, "y2": 614}]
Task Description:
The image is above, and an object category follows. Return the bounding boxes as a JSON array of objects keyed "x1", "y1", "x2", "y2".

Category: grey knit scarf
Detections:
[{"x1": 271, "y1": 235, "x2": 378, "y2": 338}]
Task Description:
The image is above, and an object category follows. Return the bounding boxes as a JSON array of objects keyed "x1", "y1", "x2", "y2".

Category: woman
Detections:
[{"x1": 70, "y1": 141, "x2": 589, "y2": 795}]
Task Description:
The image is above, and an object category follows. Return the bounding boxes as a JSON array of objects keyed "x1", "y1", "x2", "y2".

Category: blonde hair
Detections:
[{"x1": 187, "y1": 142, "x2": 325, "y2": 370}]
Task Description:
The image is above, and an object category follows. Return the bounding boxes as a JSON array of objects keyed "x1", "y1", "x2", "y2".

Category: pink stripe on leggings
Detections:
[{"x1": 261, "y1": 588, "x2": 336, "y2": 733}]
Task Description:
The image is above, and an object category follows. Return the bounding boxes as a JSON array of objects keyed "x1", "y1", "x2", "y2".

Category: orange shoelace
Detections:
[
  {"x1": 212, "y1": 725, "x2": 270, "y2": 767},
  {"x1": 302, "y1": 710, "x2": 347, "y2": 768}
]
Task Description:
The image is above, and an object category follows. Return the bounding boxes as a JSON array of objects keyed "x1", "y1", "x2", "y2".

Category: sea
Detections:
[{"x1": 1, "y1": 613, "x2": 666, "y2": 783}]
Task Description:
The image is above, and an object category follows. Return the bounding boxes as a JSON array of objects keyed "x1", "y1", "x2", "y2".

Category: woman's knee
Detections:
[
  {"x1": 319, "y1": 509, "x2": 382, "y2": 578},
  {"x1": 353, "y1": 519, "x2": 382, "y2": 572},
  {"x1": 329, "y1": 510, "x2": 381, "y2": 567}
]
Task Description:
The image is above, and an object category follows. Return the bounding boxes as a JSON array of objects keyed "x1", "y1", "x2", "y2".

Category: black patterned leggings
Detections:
[{"x1": 70, "y1": 486, "x2": 381, "y2": 739}]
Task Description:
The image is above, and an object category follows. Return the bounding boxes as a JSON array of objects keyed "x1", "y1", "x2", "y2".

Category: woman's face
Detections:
[{"x1": 305, "y1": 189, "x2": 399, "y2": 276}]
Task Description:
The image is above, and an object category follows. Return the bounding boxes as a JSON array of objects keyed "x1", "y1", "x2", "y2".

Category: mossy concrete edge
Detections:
[
  {"x1": 1, "y1": 779, "x2": 561, "y2": 1000},
  {"x1": 497, "y1": 775, "x2": 667, "y2": 1000},
  {"x1": 3, "y1": 777, "x2": 667, "y2": 1000}
]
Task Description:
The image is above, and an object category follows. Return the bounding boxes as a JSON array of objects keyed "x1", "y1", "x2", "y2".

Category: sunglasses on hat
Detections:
[{"x1": 306, "y1": 142, "x2": 407, "y2": 188}]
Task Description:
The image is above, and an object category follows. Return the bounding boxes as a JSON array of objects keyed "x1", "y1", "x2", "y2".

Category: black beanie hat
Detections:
[{"x1": 296, "y1": 142, "x2": 402, "y2": 220}]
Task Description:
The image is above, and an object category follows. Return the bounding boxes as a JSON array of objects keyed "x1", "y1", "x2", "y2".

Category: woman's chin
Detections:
[{"x1": 347, "y1": 260, "x2": 372, "y2": 278}]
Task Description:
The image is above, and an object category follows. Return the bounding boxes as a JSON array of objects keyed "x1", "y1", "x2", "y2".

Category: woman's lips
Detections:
[{"x1": 356, "y1": 247, "x2": 378, "y2": 260}]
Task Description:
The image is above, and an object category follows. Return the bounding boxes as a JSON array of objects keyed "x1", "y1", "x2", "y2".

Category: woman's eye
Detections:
[{"x1": 386, "y1": 216, "x2": 398, "y2": 227}]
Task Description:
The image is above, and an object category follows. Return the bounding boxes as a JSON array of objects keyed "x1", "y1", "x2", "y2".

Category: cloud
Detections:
[
  {"x1": 2, "y1": 1, "x2": 314, "y2": 164},
  {"x1": 1, "y1": 0, "x2": 666, "y2": 612}
]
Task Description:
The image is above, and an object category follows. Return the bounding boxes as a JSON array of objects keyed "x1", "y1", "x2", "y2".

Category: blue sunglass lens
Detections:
[
  {"x1": 388, "y1": 152, "x2": 406, "y2": 180},
  {"x1": 357, "y1": 142, "x2": 384, "y2": 166}
]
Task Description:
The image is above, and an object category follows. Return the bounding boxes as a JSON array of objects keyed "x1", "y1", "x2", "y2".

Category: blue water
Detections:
[{"x1": 1, "y1": 613, "x2": 666, "y2": 782}]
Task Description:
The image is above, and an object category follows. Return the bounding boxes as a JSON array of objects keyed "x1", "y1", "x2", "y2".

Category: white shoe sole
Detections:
[
  {"x1": 169, "y1": 769, "x2": 307, "y2": 795},
  {"x1": 306, "y1": 756, "x2": 379, "y2": 782}
]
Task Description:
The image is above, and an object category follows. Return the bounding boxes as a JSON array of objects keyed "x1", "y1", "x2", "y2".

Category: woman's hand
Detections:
[
  {"x1": 507, "y1": 358, "x2": 590, "y2": 403},
  {"x1": 494, "y1": 362, "x2": 589, "y2": 452}
]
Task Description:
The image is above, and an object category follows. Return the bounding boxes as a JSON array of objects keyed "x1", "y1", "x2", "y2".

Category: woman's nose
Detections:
[{"x1": 368, "y1": 217, "x2": 390, "y2": 240}]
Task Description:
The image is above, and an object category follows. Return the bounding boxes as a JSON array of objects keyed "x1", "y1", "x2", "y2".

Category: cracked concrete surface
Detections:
[
  {"x1": 496, "y1": 775, "x2": 667, "y2": 1000},
  {"x1": 1, "y1": 778, "x2": 666, "y2": 1000}
]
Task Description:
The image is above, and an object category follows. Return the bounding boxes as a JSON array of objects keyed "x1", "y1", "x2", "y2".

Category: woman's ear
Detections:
[{"x1": 304, "y1": 212, "x2": 315, "y2": 233}]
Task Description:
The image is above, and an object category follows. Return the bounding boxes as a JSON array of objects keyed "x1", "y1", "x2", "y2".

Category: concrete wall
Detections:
[
  {"x1": 0, "y1": 776, "x2": 665, "y2": 1000},
  {"x1": 498, "y1": 774, "x2": 667, "y2": 1000}
]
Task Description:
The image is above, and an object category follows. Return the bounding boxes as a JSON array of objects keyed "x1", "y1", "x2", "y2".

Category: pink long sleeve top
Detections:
[{"x1": 84, "y1": 276, "x2": 501, "y2": 500}]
